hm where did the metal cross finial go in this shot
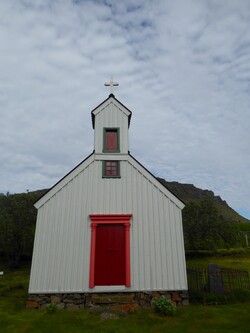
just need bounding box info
[104,77,119,94]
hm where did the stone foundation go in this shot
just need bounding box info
[27,290,189,309]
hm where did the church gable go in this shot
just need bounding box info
[30,157,186,293]
[91,94,132,129]
[35,153,184,211]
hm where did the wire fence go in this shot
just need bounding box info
[187,266,250,297]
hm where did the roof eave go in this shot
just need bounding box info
[128,153,186,209]
[91,94,132,129]
[34,152,94,209]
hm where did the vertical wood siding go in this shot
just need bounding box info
[94,102,129,153]
[29,158,187,293]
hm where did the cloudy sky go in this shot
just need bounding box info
[0,0,250,220]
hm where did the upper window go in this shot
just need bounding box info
[103,161,120,178]
[103,128,120,152]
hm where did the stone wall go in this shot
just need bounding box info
[26,290,189,309]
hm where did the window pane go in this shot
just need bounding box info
[104,161,119,177]
[105,130,118,150]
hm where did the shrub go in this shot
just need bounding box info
[46,303,58,314]
[152,296,177,316]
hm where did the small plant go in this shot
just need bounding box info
[46,303,58,314]
[152,296,177,316]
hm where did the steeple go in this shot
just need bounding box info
[91,92,132,155]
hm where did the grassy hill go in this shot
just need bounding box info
[157,178,249,223]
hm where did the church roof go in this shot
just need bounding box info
[91,94,132,129]
[129,154,186,207]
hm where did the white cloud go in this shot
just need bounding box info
[0,0,250,219]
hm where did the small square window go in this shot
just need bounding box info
[103,161,120,178]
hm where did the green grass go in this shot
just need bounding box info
[1,302,250,333]
[186,254,250,272]
[0,258,250,333]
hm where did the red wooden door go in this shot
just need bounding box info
[105,130,117,150]
[95,224,125,285]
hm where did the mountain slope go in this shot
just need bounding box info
[157,178,249,223]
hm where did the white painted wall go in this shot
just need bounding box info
[29,155,187,293]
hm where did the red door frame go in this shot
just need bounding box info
[89,214,132,288]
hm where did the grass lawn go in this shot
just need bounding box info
[0,258,250,333]
[186,254,250,272]
[1,304,250,333]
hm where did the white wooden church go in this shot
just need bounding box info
[28,82,188,309]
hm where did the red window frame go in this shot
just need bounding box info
[89,214,132,288]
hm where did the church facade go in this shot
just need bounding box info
[27,91,188,309]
